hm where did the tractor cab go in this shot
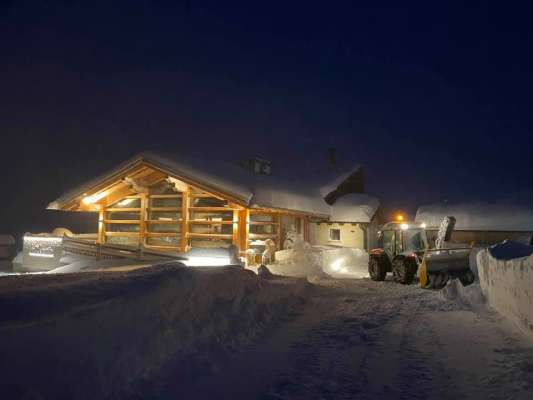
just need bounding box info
[369,221,428,284]
[377,222,428,259]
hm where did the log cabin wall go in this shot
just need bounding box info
[98,178,301,254]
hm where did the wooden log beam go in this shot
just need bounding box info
[139,193,147,247]
[98,207,105,244]
[238,209,249,253]
[181,188,190,252]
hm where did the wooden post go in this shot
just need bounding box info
[237,209,249,254]
[98,207,105,244]
[276,214,282,250]
[303,217,310,242]
[181,189,190,252]
[232,209,239,249]
[139,193,147,248]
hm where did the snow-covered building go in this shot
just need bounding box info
[47,152,380,255]
[415,202,533,245]
[309,194,381,249]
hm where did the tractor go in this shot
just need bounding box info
[368,217,475,289]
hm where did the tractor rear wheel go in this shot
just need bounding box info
[392,258,416,284]
[369,257,386,281]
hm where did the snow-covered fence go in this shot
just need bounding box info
[477,248,533,338]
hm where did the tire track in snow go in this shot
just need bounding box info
[262,280,426,399]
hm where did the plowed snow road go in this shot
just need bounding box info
[173,278,533,400]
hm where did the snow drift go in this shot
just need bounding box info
[0,264,309,399]
[267,241,369,279]
[476,245,533,338]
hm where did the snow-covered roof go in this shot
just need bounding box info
[49,151,376,220]
[415,203,533,232]
[329,194,380,223]
[315,165,361,198]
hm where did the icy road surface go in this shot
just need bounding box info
[176,278,533,400]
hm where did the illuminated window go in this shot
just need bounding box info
[329,228,341,241]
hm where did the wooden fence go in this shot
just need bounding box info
[63,237,187,262]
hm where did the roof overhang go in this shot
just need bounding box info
[47,153,251,212]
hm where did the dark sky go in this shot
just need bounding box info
[1,1,532,236]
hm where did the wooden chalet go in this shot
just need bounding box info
[48,152,370,255]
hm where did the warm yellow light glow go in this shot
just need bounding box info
[117,198,135,207]
[330,258,344,272]
[24,236,63,243]
[82,191,107,205]
[396,214,404,221]
[184,256,232,266]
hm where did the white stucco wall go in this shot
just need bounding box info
[309,222,366,249]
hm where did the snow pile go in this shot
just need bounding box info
[476,246,533,338]
[270,240,328,279]
[0,264,309,399]
[329,194,380,223]
[415,202,533,231]
[268,241,369,279]
[314,246,369,278]
[440,279,485,306]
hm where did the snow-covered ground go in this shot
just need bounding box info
[1,258,532,399]
[0,264,309,399]
[164,278,533,400]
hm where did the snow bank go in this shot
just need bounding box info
[0,264,309,399]
[415,202,533,231]
[476,248,533,338]
[267,241,369,279]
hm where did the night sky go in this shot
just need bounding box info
[1,1,532,238]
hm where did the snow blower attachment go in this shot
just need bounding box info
[369,216,474,289]
[418,216,474,289]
